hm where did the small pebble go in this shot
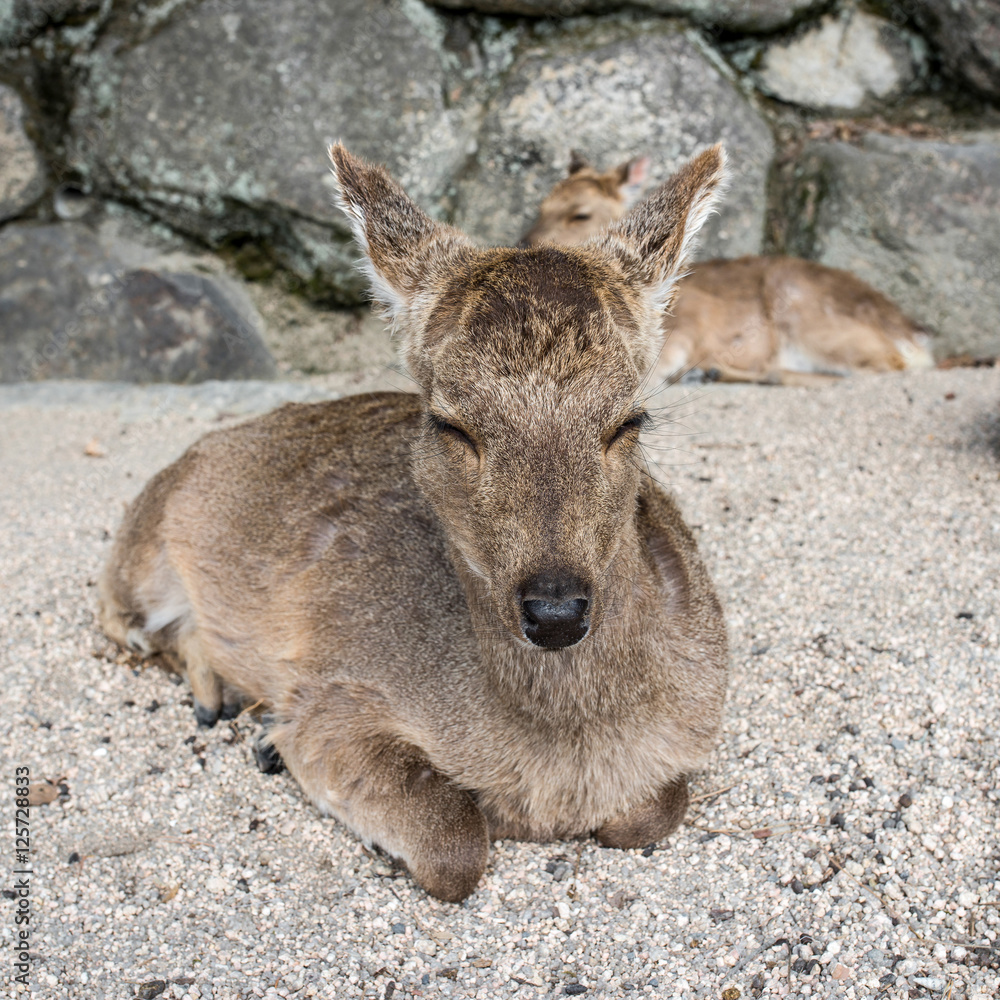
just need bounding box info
[546,860,572,881]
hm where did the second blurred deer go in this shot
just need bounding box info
[521,153,934,385]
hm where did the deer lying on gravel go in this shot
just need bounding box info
[98,144,729,902]
[522,153,934,385]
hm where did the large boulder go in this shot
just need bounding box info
[0,83,45,220]
[451,19,774,259]
[430,1,824,33]
[785,133,1000,360]
[69,0,482,303]
[0,222,276,382]
[903,0,1000,101]
[755,11,924,111]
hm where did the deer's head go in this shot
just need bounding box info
[519,151,650,247]
[329,143,725,650]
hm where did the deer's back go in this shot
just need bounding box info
[664,256,929,377]
[141,394,467,701]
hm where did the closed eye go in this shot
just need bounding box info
[571,211,592,222]
[429,413,478,454]
[608,411,651,447]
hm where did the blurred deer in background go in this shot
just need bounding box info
[99,144,730,903]
[522,152,934,385]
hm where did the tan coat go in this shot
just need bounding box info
[100,144,730,902]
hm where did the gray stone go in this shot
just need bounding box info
[430,1,824,33]
[786,132,1000,359]
[452,19,774,259]
[905,0,1000,101]
[865,948,889,968]
[69,0,482,303]
[0,222,276,382]
[756,11,924,111]
[0,0,99,47]
[246,283,395,376]
[0,83,45,220]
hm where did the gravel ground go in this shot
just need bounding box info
[1,369,998,1000]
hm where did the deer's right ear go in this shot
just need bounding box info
[328,144,471,322]
[596,144,727,314]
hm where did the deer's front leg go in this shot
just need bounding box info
[595,776,689,849]
[276,718,489,903]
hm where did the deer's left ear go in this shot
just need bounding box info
[595,144,726,314]
[567,149,592,175]
[328,144,471,323]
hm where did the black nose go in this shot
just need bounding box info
[519,575,591,649]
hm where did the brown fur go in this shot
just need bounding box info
[99,144,729,902]
[522,155,935,384]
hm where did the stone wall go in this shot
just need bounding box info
[1,0,998,380]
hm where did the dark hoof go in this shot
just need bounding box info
[220,701,243,721]
[254,738,284,774]
[194,702,220,729]
[254,713,284,773]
